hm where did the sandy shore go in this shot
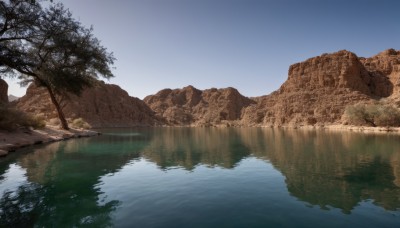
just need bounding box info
[0,127,100,157]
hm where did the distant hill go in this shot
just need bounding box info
[8,95,19,102]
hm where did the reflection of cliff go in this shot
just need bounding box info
[1,132,151,227]
[238,128,400,213]
[142,128,251,170]
[140,127,400,213]
[1,127,399,224]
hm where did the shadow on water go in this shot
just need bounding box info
[0,129,152,227]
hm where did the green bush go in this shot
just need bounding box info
[0,105,46,131]
[70,118,91,129]
[343,102,400,127]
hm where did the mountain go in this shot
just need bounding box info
[14,49,400,128]
[144,85,255,126]
[16,81,160,128]
[240,49,400,126]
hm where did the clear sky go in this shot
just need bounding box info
[6,0,400,99]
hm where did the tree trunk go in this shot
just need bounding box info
[45,85,69,130]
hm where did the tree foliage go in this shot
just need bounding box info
[343,102,400,127]
[0,0,115,129]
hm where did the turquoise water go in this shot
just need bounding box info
[0,128,400,227]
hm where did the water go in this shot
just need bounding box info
[0,128,400,227]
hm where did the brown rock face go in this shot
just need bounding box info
[0,78,8,104]
[13,49,400,128]
[360,49,400,96]
[16,82,159,128]
[241,49,400,126]
[144,85,255,126]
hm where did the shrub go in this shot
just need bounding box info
[70,118,91,129]
[0,105,46,131]
[48,118,61,126]
[343,102,400,127]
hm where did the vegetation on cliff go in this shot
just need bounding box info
[343,102,400,127]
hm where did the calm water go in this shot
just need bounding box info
[1,128,400,227]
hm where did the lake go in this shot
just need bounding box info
[1,127,400,227]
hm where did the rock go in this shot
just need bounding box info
[241,49,400,127]
[143,50,399,127]
[12,49,400,128]
[16,81,161,128]
[8,94,19,102]
[359,49,400,96]
[0,149,7,157]
[0,78,8,104]
[0,143,17,152]
[144,85,255,126]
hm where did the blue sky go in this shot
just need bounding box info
[6,0,400,98]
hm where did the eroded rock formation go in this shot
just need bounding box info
[16,81,159,127]
[241,49,400,126]
[14,49,400,128]
[144,85,255,126]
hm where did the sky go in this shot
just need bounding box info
[6,0,400,99]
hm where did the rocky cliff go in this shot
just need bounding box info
[14,49,400,128]
[144,86,255,126]
[7,95,19,102]
[16,81,159,128]
[0,79,8,104]
[241,49,400,126]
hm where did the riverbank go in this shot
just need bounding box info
[202,122,400,134]
[0,126,100,157]
[258,124,400,134]
[1,124,398,158]
[322,124,400,133]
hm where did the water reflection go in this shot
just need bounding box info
[0,131,151,227]
[142,127,251,169]
[142,128,400,213]
[0,127,399,227]
[238,128,400,213]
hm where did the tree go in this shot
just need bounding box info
[0,0,115,130]
[0,0,42,75]
[343,102,400,127]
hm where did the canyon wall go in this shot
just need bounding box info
[16,81,160,128]
[144,86,255,126]
[241,49,400,126]
[15,49,400,128]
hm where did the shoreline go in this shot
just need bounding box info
[1,123,399,157]
[181,123,400,134]
[0,126,100,157]
[275,124,400,134]
[310,124,400,133]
